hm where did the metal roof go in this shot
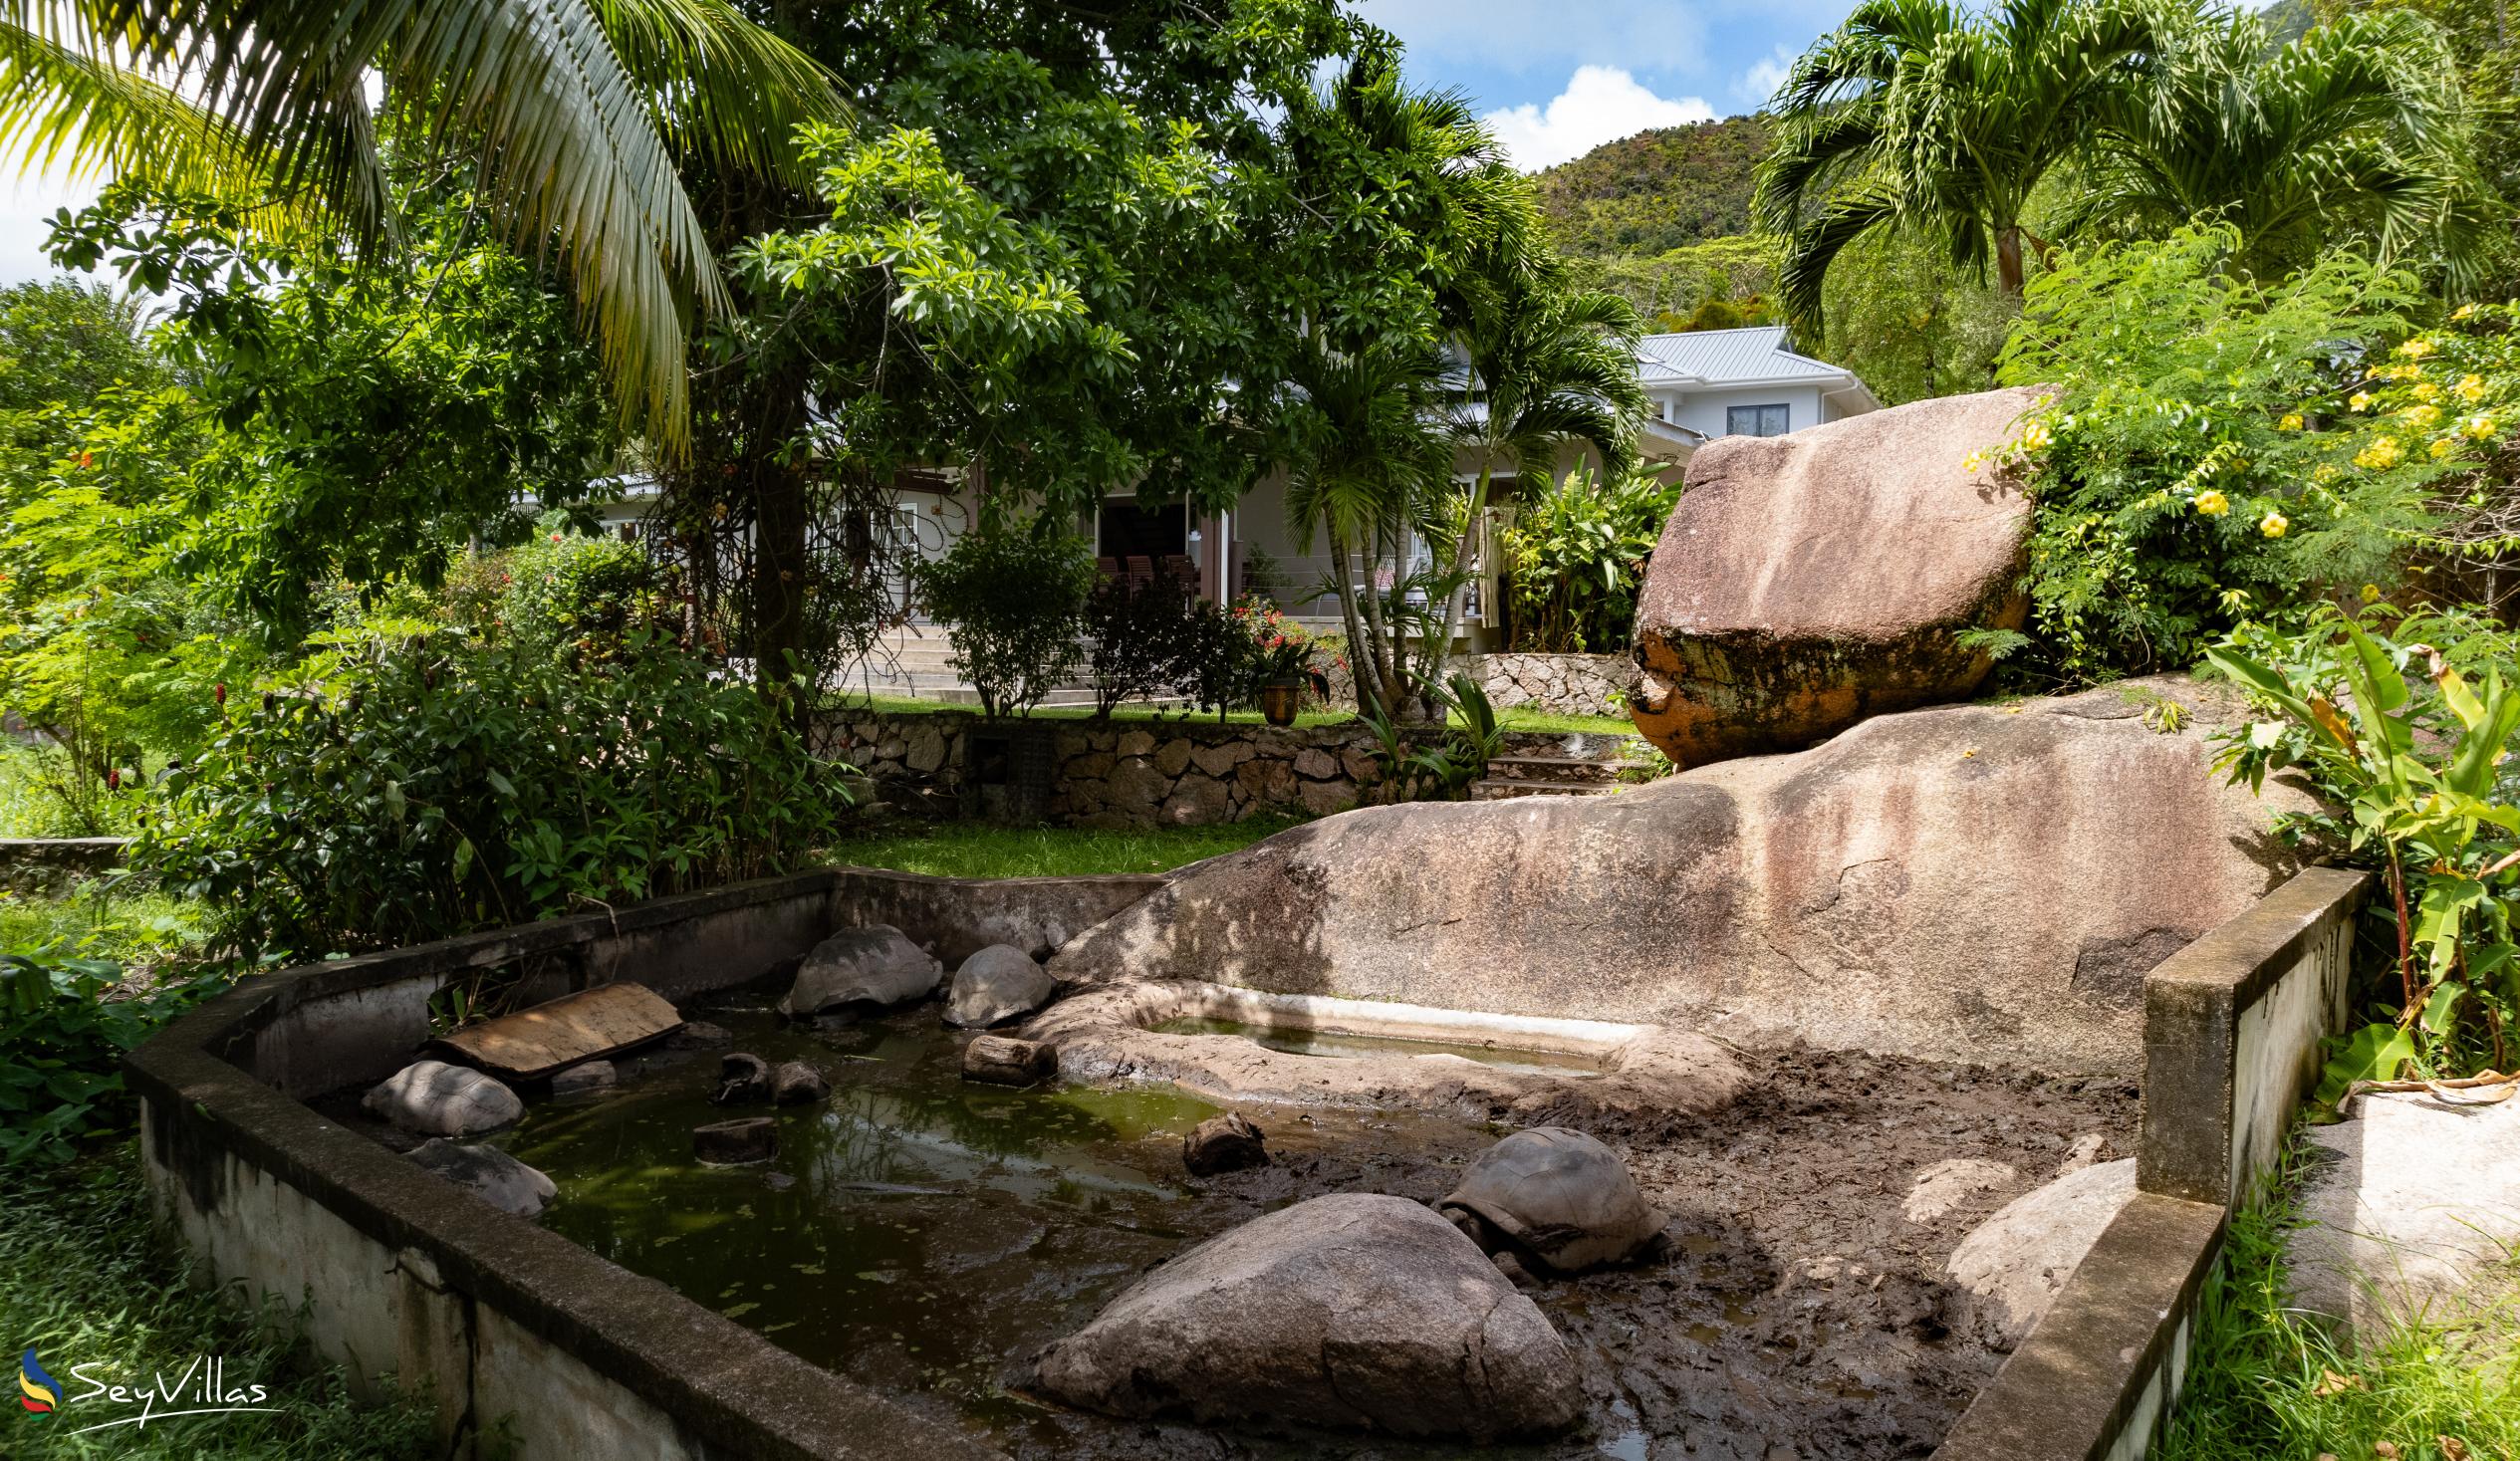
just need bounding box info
[1635,326,1860,388]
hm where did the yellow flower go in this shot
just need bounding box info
[2454,303,2479,321]
[2278,413,2305,431]
[2356,436,2404,469]
[2313,463,2343,483]
[2360,583,2382,604]
[2349,391,2375,412]
[2400,403,2442,427]
[2017,422,2053,452]
[2464,413,2499,440]
[1960,450,1985,473]
[2194,489,2231,517]
[2431,437,2457,459]
[2413,381,2441,402]
[2396,337,2436,360]
[2458,374,2488,403]
[2259,511,2289,539]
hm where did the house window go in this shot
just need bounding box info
[1726,403,1791,437]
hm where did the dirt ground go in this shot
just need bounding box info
[335,1014,2137,1461]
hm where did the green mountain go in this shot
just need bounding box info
[1533,116,1772,258]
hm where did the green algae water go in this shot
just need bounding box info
[1149,1016,1607,1079]
[493,1005,1501,1454]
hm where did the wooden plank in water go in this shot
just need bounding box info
[435,982,684,1079]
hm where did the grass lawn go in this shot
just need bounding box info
[0,1152,437,1460]
[2158,1146,2519,1460]
[828,814,1310,878]
[0,879,210,965]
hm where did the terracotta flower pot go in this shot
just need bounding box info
[1259,678,1303,726]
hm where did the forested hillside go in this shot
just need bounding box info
[1533,116,1770,258]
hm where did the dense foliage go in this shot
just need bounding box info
[1532,117,1771,258]
[0,950,228,1165]
[910,519,1096,719]
[1500,466,1680,652]
[2210,606,2520,1087]
[1991,225,2447,681]
[129,630,843,958]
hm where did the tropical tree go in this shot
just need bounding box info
[2068,9,2489,286]
[1279,340,1455,720]
[1435,259,1646,654]
[0,0,842,448]
[1755,0,2166,329]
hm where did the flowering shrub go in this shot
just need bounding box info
[1991,224,2460,683]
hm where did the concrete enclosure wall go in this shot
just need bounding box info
[126,868,1163,1461]
[1934,865,2371,1461]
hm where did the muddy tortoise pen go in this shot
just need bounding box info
[127,852,2364,1461]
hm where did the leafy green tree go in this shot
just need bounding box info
[1993,223,2445,682]
[1757,0,2165,324]
[1498,465,1678,652]
[909,515,1095,719]
[1533,117,1773,257]
[0,280,162,414]
[0,0,841,447]
[44,179,618,639]
[2071,10,2489,285]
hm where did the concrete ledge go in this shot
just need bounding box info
[2141,865,2370,1206]
[1933,1193,2226,1461]
[1936,865,2370,1461]
[126,866,1166,1461]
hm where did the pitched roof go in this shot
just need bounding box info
[1635,326,1860,389]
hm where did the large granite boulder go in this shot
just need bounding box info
[1051,677,2313,1075]
[778,925,943,1019]
[2287,1092,2520,1342]
[1032,1192,1579,1440]
[1630,385,2043,766]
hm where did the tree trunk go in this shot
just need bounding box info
[1327,537,1379,718]
[1995,225,2026,300]
[1435,459,1494,682]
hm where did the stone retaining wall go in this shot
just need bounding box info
[1447,652,1638,719]
[818,711,1388,828]
[0,836,127,891]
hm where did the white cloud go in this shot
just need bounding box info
[1484,66,1716,171]
[0,168,102,286]
[1736,44,1797,107]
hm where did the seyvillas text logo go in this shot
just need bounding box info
[19,1349,60,1415]
[15,1352,282,1436]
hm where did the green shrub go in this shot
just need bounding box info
[487,518,665,656]
[1995,225,2450,683]
[129,628,845,958]
[1500,465,1679,653]
[0,950,230,1166]
[911,517,1094,718]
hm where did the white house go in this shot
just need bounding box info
[590,325,1878,673]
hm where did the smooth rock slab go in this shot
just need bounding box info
[945,944,1057,1029]
[363,1060,522,1138]
[694,1116,779,1165]
[1902,1158,2020,1224]
[407,1138,557,1218]
[779,925,943,1019]
[2288,1092,2520,1342]
[1945,1158,2137,1348]
[1033,1192,1580,1440]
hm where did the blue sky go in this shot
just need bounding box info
[0,2,1866,284]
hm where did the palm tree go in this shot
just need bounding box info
[0,0,841,451]
[1433,262,1646,656]
[1281,340,1455,722]
[2069,10,2488,285]
[1754,0,2166,331]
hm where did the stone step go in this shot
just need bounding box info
[1467,778,1626,801]
[1482,754,1651,785]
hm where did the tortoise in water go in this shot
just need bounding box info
[1436,1126,1664,1274]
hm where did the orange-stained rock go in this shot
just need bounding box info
[1630,385,2045,765]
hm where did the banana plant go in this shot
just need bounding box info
[2207,606,2520,1086]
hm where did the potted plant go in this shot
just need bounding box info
[1252,635,1312,725]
